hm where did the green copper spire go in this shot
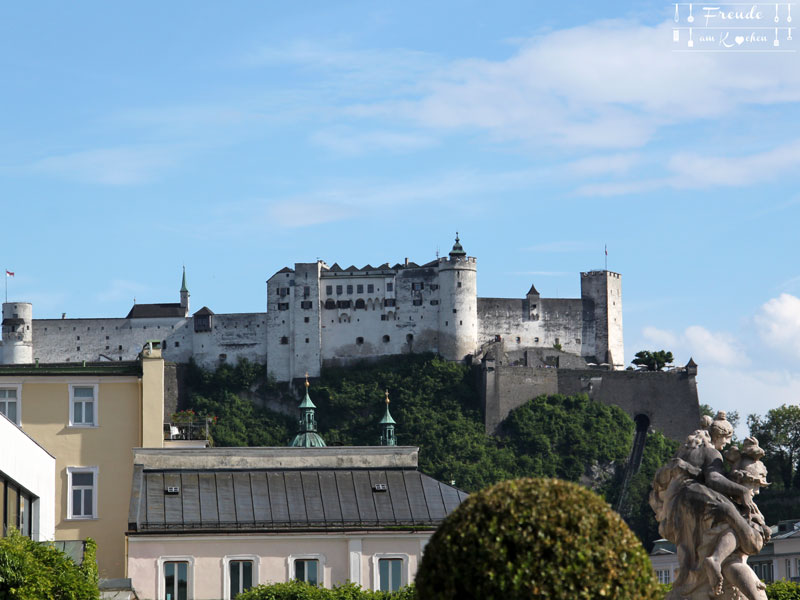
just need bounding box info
[290,374,326,448]
[380,390,396,446]
[449,232,466,258]
[180,266,189,293]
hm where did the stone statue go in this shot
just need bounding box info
[650,412,771,600]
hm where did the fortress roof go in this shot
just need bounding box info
[126,303,186,319]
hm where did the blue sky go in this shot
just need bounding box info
[2,1,799,432]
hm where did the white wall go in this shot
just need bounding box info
[128,532,430,600]
[0,412,56,540]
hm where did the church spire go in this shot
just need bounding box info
[180,266,190,316]
[379,389,396,446]
[290,374,326,447]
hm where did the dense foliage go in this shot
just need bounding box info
[748,404,800,490]
[0,530,98,600]
[237,580,415,600]
[181,355,676,546]
[631,350,674,371]
[416,478,661,599]
[765,581,800,599]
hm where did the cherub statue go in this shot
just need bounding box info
[650,413,770,600]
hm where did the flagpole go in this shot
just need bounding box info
[5,268,7,303]
[604,245,608,271]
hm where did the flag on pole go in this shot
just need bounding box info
[604,245,607,257]
[5,270,13,277]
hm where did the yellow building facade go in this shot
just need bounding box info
[0,342,166,578]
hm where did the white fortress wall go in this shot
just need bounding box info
[29,313,265,368]
[32,317,192,363]
[188,313,268,368]
[477,297,590,356]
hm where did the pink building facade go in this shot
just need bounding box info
[126,447,467,600]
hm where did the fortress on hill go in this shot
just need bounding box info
[0,235,700,439]
[0,235,623,379]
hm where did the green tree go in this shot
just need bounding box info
[501,394,633,482]
[748,404,800,490]
[632,350,674,371]
[0,530,98,600]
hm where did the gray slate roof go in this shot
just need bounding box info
[128,467,468,533]
[126,303,186,318]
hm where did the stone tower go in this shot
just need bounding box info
[437,234,478,361]
[180,267,190,316]
[580,271,624,368]
[2,302,33,364]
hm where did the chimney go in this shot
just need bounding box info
[404,257,409,267]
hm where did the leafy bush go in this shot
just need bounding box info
[236,579,415,599]
[0,529,98,600]
[767,580,800,599]
[415,478,660,600]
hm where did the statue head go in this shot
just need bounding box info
[708,411,733,450]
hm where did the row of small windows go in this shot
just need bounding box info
[160,556,404,599]
[326,283,380,295]
[280,334,413,346]
[278,297,446,311]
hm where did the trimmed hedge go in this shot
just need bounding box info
[766,581,800,599]
[0,529,98,600]
[416,478,660,600]
[236,580,416,600]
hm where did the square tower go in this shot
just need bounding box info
[580,271,623,368]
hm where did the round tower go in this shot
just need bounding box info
[437,234,478,361]
[2,302,33,364]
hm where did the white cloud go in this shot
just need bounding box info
[575,138,800,196]
[28,145,187,185]
[755,293,800,360]
[352,20,800,149]
[697,366,800,438]
[642,326,678,348]
[683,325,747,367]
[639,324,747,367]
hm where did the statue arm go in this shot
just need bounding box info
[704,458,755,510]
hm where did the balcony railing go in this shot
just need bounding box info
[164,419,212,442]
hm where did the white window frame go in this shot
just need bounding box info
[371,553,409,592]
[0,383,22,425]
[287,553,326,587]
[222,555,260,600]
[69,383,98,427]
[66,466,98,520]
[157,556,194,600]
